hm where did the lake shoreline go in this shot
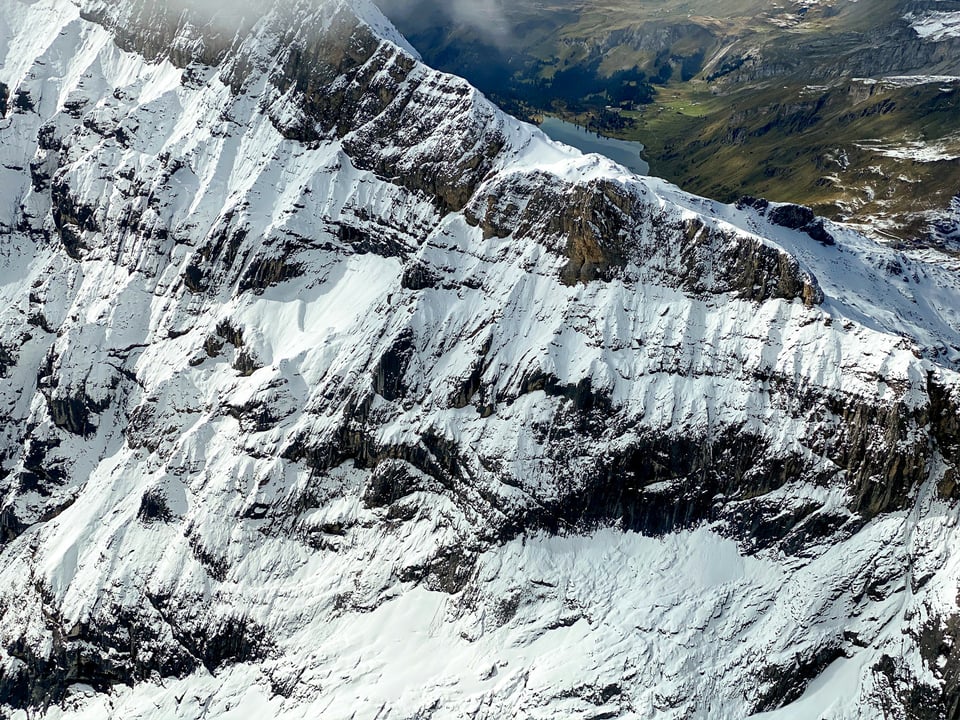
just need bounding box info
[539,115,650,176]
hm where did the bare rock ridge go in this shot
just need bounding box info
[0,0,960,717]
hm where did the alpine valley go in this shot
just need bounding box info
[1,1,960,719]
[379,0,960,244]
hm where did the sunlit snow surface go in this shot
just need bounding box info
[906,11,960,42]
[1,0,960,719]
[14,515,942,720]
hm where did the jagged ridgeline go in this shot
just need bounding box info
[0,0,959,718]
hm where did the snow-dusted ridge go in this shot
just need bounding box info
[1,0,960,718]
[906,10,960,43]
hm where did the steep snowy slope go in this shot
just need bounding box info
[1,0,960,718]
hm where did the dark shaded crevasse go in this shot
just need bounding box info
[182,264,206,294]
[929,373,960,500]
[0,344,15,378]
[372,330,414,402]
[400,260,441,291]
[337,222,408,258]
[238,254,304,293]
[137,489,173,523]
[30,156,54,193]
[45,396,106,438]
[0,507,27,545]
[13,88,34,113]
[50,177,100,260]
[361,460,423,508]
[752,645,847,714]
[16,436,67,496]
[528,428,806,539]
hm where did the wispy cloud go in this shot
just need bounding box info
[141,0,515,48]
[449,0,512,44]
[136,0,264,32]
[378,0,514,46]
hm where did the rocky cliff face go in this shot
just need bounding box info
[695,0,960,86]
[1,1,960,718]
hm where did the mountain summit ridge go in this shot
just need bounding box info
[1,0,960,717]
[76,0,421,64]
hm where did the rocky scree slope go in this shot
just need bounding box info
[1,0,960,718]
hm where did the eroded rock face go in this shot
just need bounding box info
[79,0,260,68]
[467,176,823,300]
[706,10,960,88]
[0,0,960,718]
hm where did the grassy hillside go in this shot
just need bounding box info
[618,78,960,241]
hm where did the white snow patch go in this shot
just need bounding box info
[905,11,960,42]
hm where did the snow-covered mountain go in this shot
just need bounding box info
[1,0,960,717]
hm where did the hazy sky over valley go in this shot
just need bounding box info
[377,0,514,45]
